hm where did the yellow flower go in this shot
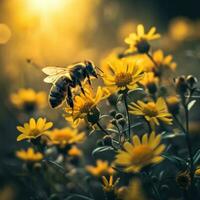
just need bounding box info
[166,96,180,115]
[169,17,194,41]
[16,148,43,162]
[129,97,172,128]
[115,132,165,172]
[140,72,158,94]
[16,118,53,141]
[65,86,109,126]
[145,50,177,75]
[86,160,115,176]
[47,128,85,147]
[68,145,82,157]
[103,60,144,92]
[124,179,146,200]
[125,24,160,53]
[10,88,47,111]
[102,175,120,192]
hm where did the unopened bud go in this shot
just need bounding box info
[186,75,198,88]
[174,76,188,95]
[103,135,113,146]
[117,118,126,127]
[87,107,100,125]
[136,40,150,53]
[109,110,116,117]
[115,113,124,119]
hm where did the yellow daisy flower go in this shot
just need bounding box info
[10,88,47,111]
[145,50,177,75]
[16,148,43,162]
[68,145,82,157]
[16,118,53,141]
[115,132,165,172]
[46,127,85,147]
[86,160,115,176]
[166,96,180,115]
[102,175,120,192]
[125,24,160,53]
[103,60,144,92]
[140,72,159,94]
[129,97,172,128]
[65,86,110,126]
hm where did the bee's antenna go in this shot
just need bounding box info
[96,66,104,73]
[27,58,42,71]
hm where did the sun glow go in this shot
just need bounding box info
[28,0,67,13]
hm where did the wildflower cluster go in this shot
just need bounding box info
[12,24,200,200]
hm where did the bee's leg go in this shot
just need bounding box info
[86,74,91,85]
[66,86,74,109]
[77,80,85,95]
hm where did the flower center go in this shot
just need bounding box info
[115,72,132,87]
[136,39,150,53]
[30,129,41,136]
[53,132,73,142]
[143,102,158,117]
[131,144,153,165]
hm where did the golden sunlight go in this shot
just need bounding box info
[27,0,68,13]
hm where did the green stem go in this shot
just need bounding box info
[96,121,109,135]
[123,92,131,140]
[183,105,194,195]
[146,52,158,67]
[144,117,152,134]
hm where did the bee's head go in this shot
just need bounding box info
[85,60,98,78]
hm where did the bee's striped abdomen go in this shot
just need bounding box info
[49,76,70,108]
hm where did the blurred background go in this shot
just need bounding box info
[1,0,200,199]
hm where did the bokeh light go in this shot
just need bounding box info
[0,23,11,44]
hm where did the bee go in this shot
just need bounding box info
[42,60,100,109]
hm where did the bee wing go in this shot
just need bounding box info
[44,74,63,83]
[42,66,68,75]
[43,68,71,84]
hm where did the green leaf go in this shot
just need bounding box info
[127,88,146,102]
[92,146,116,161]
[122,122,143,133]
[99,115,111,120]
[187,100,196,111]
[161,132,185,139]
[117,93,123,102]
[107,128,118,134]
[65,194,94,200]
[193,149,200,164]
[163,154,187,168]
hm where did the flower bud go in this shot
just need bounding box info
[147,83,157,94]
[103,135,113,146]
[111,119,117,126]
[176,171,191,190]
[174,76,188,95]
[117,118,126,127]
[97,139,104,147]
[87,107,100,125]
[166,96,180,115]
[136,39,150,53]
[109,110,116,117]
[115,113,124,119]
[186,75,198,88]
